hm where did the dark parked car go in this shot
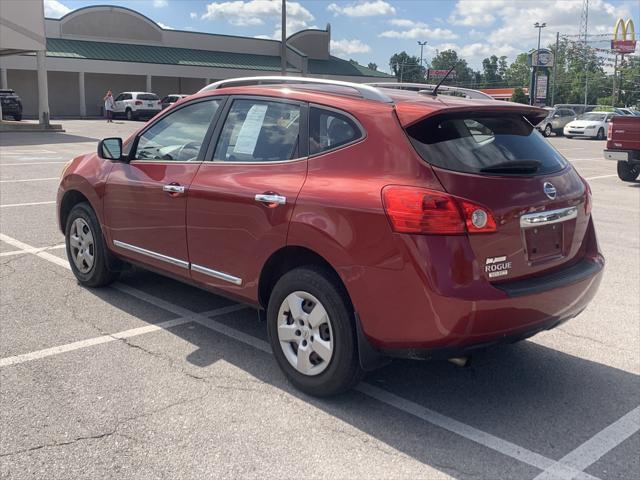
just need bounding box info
[0,89,23,121]
[57,77,604,396]
[161,94,188,109]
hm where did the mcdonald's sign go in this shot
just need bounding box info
[611,18,636,54]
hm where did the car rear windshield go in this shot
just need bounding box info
[0,90,15,96]
[138,94,159,101]
[406,113,568,175]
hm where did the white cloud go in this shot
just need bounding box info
[202,0,313,29]
[157,22,174,29]
[327,1,395,17]
[153,0,169,7]
[380,19,458,40]
[43,0,71,18]
[330,39,371,57]
[189,12,198,19]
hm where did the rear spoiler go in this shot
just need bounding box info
[395,103,549,128]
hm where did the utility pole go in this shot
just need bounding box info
[579,0,589,106]
[551,31,559,106]
[417,41,427,82]
[612,53,618,105]
[280,0,286,76]
[532,22,546,105]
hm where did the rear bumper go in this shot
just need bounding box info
[1,103,21,114]
[343,218,604,353]
[132,109,161,117]
[604,149,640,164]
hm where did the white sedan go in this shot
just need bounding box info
[563,112,617,140]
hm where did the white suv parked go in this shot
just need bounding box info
[113,92,161,120]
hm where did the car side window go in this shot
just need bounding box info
[114,94,124,102]
[133,100,221,162]
[213,99,301,162]
[309,107,362,155]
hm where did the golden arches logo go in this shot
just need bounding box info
[613,18,635,41]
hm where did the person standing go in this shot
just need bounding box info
[103,90,115,123]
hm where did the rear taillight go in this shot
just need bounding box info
[607,122,612,141]
[135,100,142,105]
[382,186,497,235]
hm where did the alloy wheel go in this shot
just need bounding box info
[69,218,95,273]
[277,291,334,376]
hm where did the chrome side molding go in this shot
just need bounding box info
[520,206,578,228]
[112,240,243,285]
[191,263,243,286]
[112,240,189,269]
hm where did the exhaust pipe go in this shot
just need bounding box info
[448,356,471,368]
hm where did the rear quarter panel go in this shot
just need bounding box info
[607,116,640,151]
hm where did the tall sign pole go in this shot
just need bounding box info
[551,31,559,106]
[281,0,287,76]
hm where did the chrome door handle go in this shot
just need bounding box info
[163,184,186,194]
[254,193,286,205]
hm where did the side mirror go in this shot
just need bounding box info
[97,137,123,161]
[553,114,560,118]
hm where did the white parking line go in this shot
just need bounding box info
[584,175,618,181]
[0,232,619,480]
[0,177,58,183]
[0,304,247,368]
[0,201,56,208]
[533,406,640,480]
[1,162,67,166]
[0,243,64,257]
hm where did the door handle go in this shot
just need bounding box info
[254,193,286,206]
[163,184,186,194]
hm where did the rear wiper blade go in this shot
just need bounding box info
[480,160,541,174]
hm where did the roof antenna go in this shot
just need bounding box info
[431,64,457,96]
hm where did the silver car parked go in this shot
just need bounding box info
[537,107,577,137]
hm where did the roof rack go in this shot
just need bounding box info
[366,82,494,100]
[199,76,394,103]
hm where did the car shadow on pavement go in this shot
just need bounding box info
[86,268,640,480]
[0,133,99,147]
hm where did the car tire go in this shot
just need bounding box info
[543,124,552,137]
[596,128,605,140]
[617,162,640,182]
[65,202,120,287]
[267,266,364,397]
[125,108,134,121]
[13,113,22,121]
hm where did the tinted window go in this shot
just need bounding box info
[138,93,159,101]
[114,94,124,101]
[310,107,362,155]
[406,113,568,175]
[134,100,220,161]
[214,99,300,162]
[123,94,133,100]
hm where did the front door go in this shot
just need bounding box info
[187,97,307,300]
[104,98,223,277]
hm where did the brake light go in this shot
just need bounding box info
[607,122,612,141]
[382,186,496,235]
[135,100,142,106]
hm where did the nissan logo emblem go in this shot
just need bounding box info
[543,182,557,200]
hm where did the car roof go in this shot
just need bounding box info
[119,91,156,95]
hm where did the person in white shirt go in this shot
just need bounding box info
[103,90,115,123]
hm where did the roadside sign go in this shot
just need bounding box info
[427,69,457,79]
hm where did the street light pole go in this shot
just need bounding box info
[532,21,546,105]
[280,0,287,76]
[417,41,427,82]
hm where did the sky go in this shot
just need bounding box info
[43,0,639,72]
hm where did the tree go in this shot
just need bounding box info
[367,62,378,71]
[429,49,475,84]
[481,55,500,87]
[505,53,530,87]
[389,51,425,82]
[510,87,529,104]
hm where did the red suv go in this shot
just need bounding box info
[57,77,604,396]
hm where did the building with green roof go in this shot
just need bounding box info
[0,5,394,118]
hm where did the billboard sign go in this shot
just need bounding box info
[535,74,548,101]
[531,49,554,67]
[611,18,636,54]
[427,69,457,79]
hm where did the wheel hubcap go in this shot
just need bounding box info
[69,218,95,273]
[277,291,333,376]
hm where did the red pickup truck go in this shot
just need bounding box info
[604,115,640,181]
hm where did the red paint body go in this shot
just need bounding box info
[57,85,604,355]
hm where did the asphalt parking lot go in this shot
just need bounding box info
[1,120,638,480]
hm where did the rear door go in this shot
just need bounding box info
[403,109,590,282]
[104,98,224,277]
[186,96,307,300]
